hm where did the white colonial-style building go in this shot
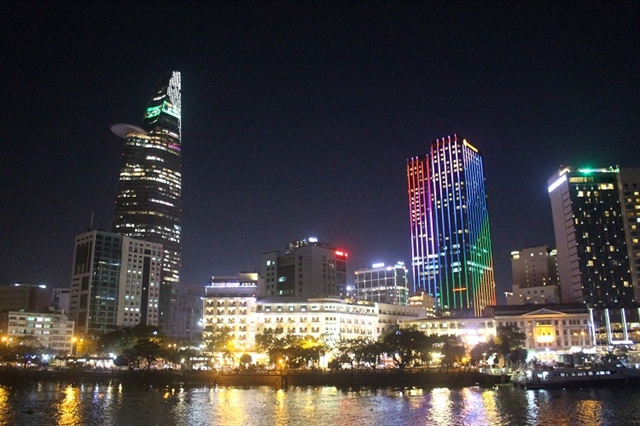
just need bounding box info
[400,305,595,364]
[202,275,429,355]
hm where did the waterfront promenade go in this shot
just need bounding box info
[0,368,505,389]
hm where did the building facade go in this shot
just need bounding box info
[166,283,206,342]
[111,71,182,328]
[354,262,409,306]
[400,316,497,348]
[203,274,259,354]
[407,134,496,316]
[506,246,561,305]
[51,288,70,314]
[0,283,51,313]
[3,311,74,355]
[259,239,348,299]
[202,293,428,356]
[402,304,594,364]
[69,230,162,334]
[548,167,640,306]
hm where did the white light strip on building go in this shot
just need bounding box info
[548,174,567,193]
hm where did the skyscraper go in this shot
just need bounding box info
[111,71,182,328]
[69,230,162,334]
[548,166,640,307]
[407,134,496,316]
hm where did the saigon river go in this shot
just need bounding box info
[1,382,639,426]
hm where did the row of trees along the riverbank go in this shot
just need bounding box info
[0,324,528,372]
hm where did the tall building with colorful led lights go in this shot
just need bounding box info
[111,71,182,329]
[407,134,496,316]
[548,167,640,307]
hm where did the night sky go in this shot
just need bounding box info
[1,1,638,302]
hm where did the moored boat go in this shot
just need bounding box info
[511,363,640,390]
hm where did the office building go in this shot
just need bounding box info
[407,134,496,316]
[259,239,348,299]
[69,230,162,334]
[111,71,182,328]
[0,283,51,313]
[506,246,561,305]
[166,283,206,342]
[51,288,71,314]
[548,167,639,306]
[354,262,409,305]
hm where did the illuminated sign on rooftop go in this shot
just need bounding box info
[209,282,257,288]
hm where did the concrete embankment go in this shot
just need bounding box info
[0,369,506,389]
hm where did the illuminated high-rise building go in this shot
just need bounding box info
[69,230,162,334]
[407,134,496,316]
[547,167,640,307]
[111,71,182,329]
[259,238,348,299]
[354,262,409,306]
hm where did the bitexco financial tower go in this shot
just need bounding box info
[111,71,182,328]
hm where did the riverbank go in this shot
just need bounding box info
[0,368,506,389]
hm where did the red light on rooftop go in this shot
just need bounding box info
[335,251,348,257]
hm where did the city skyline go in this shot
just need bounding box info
[1,2,638,302]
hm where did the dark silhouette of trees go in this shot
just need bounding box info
[495,325,527,367]
[440,335,466,368]
[382,327,431,370]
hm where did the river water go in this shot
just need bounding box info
[0,383,639,426]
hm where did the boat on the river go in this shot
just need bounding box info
[511,363,640,390]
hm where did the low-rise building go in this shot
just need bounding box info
[2,311,74,355]
[401,304,595,364]
[493,306,592,363]
[400,316,497,347]
[202,275,429,354]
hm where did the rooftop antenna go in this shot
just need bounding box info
[89,210,94,230]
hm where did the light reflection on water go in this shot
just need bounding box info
[0,384,638,426]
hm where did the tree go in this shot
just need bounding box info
[382,327,430,370]
[495,325,526,367]
[469,340,496,366]
[255,330,326,369]
[204,326,233,354]
[2,337,44,369]
[113,354,129,368]
[239,353,252,368]
[255,328,278,353]
[99,325,165,356]
[359,341,385,369]
[510,347,528,366]
[126,338,165,370]
[440,336,466,369]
